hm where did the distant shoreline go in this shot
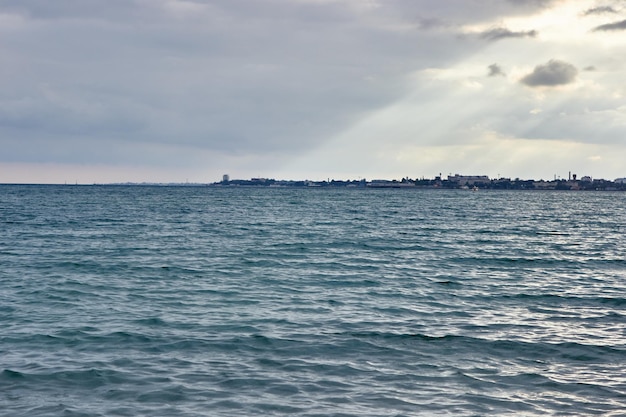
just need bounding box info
[2,176,626,191]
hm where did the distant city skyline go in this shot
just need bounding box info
[1,1,625,184]
[8,172,624,188]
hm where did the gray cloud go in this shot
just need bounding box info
[1,0,623,183]
[488,63,506,77]
[416,17,449,30]
[520,60,578,87]
[583,6,618,16]
[593,19,626,31]
[479,27,538,40]
[0,0,482,166]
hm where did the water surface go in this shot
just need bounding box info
[1,185,625,416]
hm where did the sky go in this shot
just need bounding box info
[1,0,625,184]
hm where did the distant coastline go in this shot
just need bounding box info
[3,174,626,190]
[207,174,626,191]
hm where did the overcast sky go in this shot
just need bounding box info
[1,0,625,183]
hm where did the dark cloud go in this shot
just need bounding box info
[520,60,578,87]
[479,27,537,41]
[583,6,618,16]
[0,0,481,165]
[583,66,597,71]
[593,19,626,31]
[416,17,449,30]
[0,0,612,176]
[488,63,505,77]
[0,0,143,21]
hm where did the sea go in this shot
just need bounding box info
[1,184,625,416]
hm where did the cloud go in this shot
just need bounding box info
[593,19,626,31]
[487,63,505,77]
[520,59,578,87]
[1,0,625,183]
[416,17,449,30]
[7,0,538,167]
[479,27,537,41]
[583,6,618,16]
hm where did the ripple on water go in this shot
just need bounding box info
[0,186,625,416]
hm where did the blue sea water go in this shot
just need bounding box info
[1,184,625,416]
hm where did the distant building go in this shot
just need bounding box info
[533,180,555,190]
[222,174,230,183]
[565,180,579,190]
[447,174,490,186]
[367,179,414,188]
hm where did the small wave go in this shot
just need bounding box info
[434,280,462,286]
[505,293,626,308]
[0,367,128,390]
[133,317,167,327]
[332,332,626,362]
[536,231,571,236]
[0,369,25,379]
